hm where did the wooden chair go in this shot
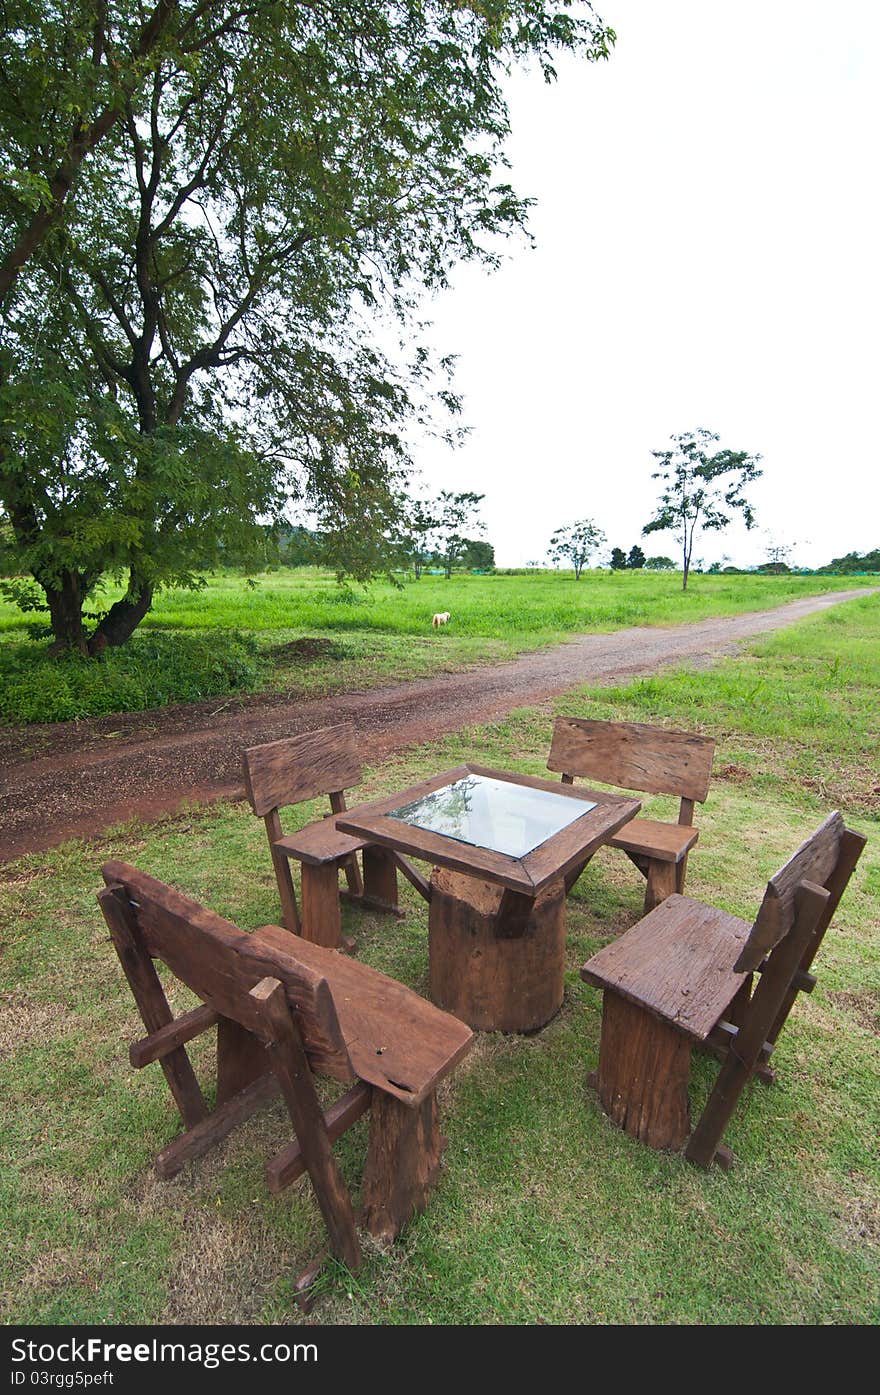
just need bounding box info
[98,861,473,1304]
[242,723,402,950]
[547,716,716,911]
[580,812,866,1168]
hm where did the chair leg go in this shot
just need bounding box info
[361,1089,446,1244]
[251,978,361,1273]
[300,862,343,947]
[593,990,691,1151]
[675,851,690,894]
[265,812,300,934]
[342,851,364,899]
[98,886,207,1130]
[644,859,677,913]
[361,844,400,911]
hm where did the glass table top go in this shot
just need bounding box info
[388,773,597,860]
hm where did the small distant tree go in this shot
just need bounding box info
[609,547,627,570]
[627,544,646,569]
[645,555,676,571]
[433,491,485,579]
[642,429,763,591]
[546,518,606,580]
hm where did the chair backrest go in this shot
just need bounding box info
[242,723,362,818]
[100,861,355,1081]
[547,716,715,815]
[734,811,853,972]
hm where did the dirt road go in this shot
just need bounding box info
[0,589,867,860]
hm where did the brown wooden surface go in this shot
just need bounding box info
[687,882,831,1167]
[596,991,692,1150]
[362,844,399,907]
[581,894,751,1042]
[242,723,362,817]
[300,862,343,948]
[252,976,362,1272]
[98,884,208,1129]
[429,867,566,1033]
[264,808,300,933]
[216,1016,270,1105]
[274,817,367,866]
[338,763,639,895]
[247,923,474,1107]
[361,1090,445,1244]
[644,857,678,912]
[764,826,867,1048]
[547,716,715,802]
[129,1003,218,1069]
[609,817,699,863]
[103,863,355,1080]
[734,811,845,971]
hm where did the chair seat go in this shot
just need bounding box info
[581,894,751,1043]
[608,816,699,863]
[249,924,473,1106]
[274,816,368,866]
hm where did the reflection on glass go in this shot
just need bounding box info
[389,774,597,859]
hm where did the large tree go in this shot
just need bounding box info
[642,429,762,591]
[431,491,486,579]
[0,2,616,651]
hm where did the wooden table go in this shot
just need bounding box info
[338,764,640,1033]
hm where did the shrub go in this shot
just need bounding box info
[0,630,263,724]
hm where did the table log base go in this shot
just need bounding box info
[429,867,566,1033]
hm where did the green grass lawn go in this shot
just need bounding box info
[1,567,878,724]
[1,595,877,1324]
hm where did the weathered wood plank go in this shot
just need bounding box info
[129,1003,219,1068]
[547,716,715,802]
[581,895,750,1042]
[596,991,692,1151]
[242,724,361,817]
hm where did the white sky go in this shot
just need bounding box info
[414,0,880,569]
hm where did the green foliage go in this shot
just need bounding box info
[820,548,880,574]
[430,491,486,578]
[461,538,495,572]
[645,555,676,571]
[626,544,646,569]
[546,517,606,580]
[1,0,616,650]
[0,630,262,723]
[609,546,627,570]
[643,429,763,589]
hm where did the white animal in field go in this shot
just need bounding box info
[432,611,451,629]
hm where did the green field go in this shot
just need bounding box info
[1,592,877,1324]
[1,567,878,724]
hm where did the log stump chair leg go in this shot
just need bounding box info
[643,858,678,914]
[300,863,344,948]
[362,844,400,911]
[251,978,362,1274]
[361,1090,446,1245]
[594,991,691,1152]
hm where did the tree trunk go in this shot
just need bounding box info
[88,574,153,653]
[45,572,90,654]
